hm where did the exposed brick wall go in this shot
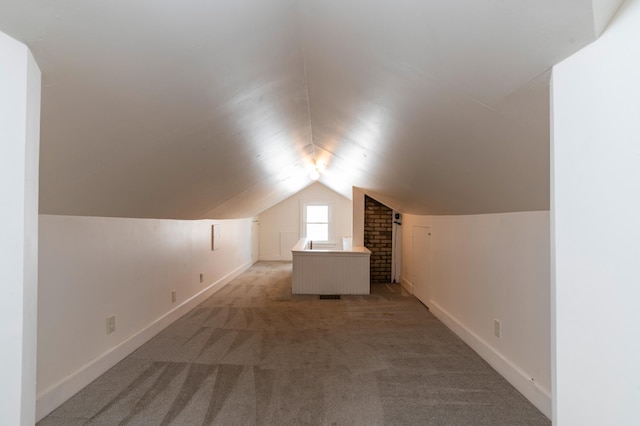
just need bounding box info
[364,195,392,284]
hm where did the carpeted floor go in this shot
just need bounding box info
[38,262,550,425]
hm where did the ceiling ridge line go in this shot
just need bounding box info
[296,0,317,164]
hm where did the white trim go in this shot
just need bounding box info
[35,260,253,422]
[428,300,552,419]
[401,276,414,294]
[300,201,332,242]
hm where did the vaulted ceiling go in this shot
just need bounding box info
[0,0,622,219]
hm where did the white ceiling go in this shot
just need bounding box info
[0,0,620,218]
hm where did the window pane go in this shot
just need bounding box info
[307,224,328,241]
[306,205,328,223]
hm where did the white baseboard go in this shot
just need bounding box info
[428,301,551,419]
[259,255,292,261]
[401,277,413,294]
[35,260,253,422]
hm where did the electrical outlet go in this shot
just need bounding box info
[494,319,501,338]
[171,290,177,303]
[199,273,203,283]
[106,316,116,334]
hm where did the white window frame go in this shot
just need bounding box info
[301,202,332,243]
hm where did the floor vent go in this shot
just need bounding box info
[319,295,341,300]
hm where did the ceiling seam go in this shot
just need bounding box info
[297,0,317,164]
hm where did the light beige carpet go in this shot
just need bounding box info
[39,261,550,425]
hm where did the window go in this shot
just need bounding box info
[304,204,329,241]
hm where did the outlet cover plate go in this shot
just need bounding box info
[107,316,116,334]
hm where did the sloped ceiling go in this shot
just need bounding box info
[0,0,613,218]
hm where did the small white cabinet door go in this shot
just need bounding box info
[412,226,431,307]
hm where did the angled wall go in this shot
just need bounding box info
[37,215,253,420]
[0,31,41,426]
[552,0,640,423]
[401,211,551,417]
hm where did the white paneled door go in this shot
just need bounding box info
[412,226,431,307]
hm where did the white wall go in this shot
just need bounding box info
[258,183,352,261]
[0,31,41,426]
[552,1,640,424]
[37,215,253,420]
[401,211,551,417]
